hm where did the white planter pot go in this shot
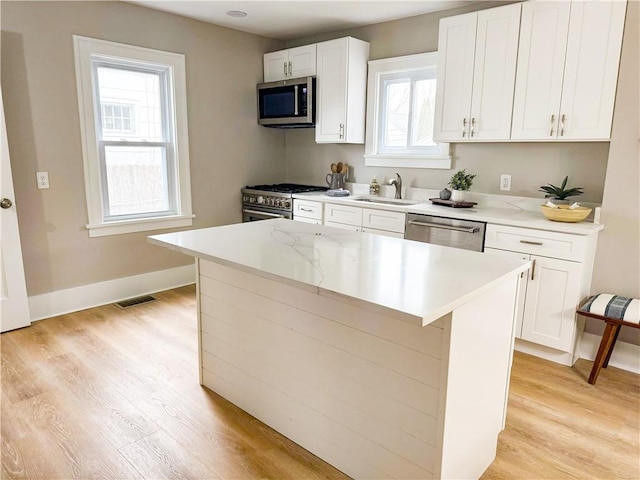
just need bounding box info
[450,189,465,202]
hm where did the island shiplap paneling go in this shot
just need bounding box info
[198,260,444,479]
[199,300,438,443]
[200,276,441,386]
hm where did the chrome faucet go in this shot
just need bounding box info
[389,173,402,199]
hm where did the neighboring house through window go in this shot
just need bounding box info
[365,52,451,169]
[73,35,193,237]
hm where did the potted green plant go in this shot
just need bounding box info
[448,169,476,202]
[539,176,584,203]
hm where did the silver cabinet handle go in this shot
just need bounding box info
[549,114,556,136]
[339,123,344,139]
[0,198,13,209]
[470,117,476,137]
[462,118,468,137]
[520,240,543,246]
[288,61,292,76]
[408,220,479,234]
[284,62,287,76]
[560,114,565,136]
[531,258,536,281]
[300,208,313,212]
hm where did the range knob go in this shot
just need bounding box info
[249,196,256,203]
[257,196,264,204]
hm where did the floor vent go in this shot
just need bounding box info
[114,295,157,309]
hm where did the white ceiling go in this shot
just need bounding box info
[127,1,476,40]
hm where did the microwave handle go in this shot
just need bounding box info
[294,85,299,115]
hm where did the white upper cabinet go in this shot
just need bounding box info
[512,0,626,140]
[434,3,521,142]
[315,37,369,144]
[263,44,317,82]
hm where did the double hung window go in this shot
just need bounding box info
[74,36,192,237]
[365,52,450,169]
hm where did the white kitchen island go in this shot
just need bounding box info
[149,219,530,480]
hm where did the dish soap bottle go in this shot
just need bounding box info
[369,176,380,196]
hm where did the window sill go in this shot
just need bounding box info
[364,154,452,169]
[86,214,194,238]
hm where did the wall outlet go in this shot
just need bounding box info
[500,174,511,191]
[36,171,50,189]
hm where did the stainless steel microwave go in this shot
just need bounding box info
[257,76,315,128]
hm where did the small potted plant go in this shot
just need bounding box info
[539,176,584,204]
[448,169,476,202]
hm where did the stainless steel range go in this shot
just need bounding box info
[242,184,327,222]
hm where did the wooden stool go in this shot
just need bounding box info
[577,294,640,384]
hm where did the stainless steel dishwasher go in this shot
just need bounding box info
[405,213,487,252]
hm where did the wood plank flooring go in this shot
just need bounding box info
[1,285,638,479]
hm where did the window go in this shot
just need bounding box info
[73,36,192,237]
[365,52,450,169]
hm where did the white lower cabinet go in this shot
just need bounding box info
[485,248,582,352]
[293,199,323,224]
[485,223,598,364]
[324,203,406,237]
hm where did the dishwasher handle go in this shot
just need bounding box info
[407,219,480,234]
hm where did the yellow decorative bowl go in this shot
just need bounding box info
[540,204,592,223]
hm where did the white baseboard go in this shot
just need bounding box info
[28,263,196,322]
[579,332,640,374]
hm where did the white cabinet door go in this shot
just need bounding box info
[521,256,582,352]
[511,1,571,140]
[484,248,529,339]
[433,12,477,142]
[289,44,317,78]
[469,3,521,140]
[263,50,290,82]
[315,37,369,144]
[558,0,626,140]
[324,203,362,226]
[434,3,521,142]
[263,45,317,82]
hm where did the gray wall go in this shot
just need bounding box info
[1,1,285,296]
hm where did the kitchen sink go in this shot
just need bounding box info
[352,197,420,206]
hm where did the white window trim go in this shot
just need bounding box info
[73,35,193,237]
[364,52,451,169]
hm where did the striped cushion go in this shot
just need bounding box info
[579,294,640,324]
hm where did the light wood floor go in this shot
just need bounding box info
[1,285,638,479]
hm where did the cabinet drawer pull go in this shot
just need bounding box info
[339,123,345,139]
[560,113,566,136]
[470,117,476,137]
[300,207,313,212]
[284,62,288,76]
[520,240,543,246]
[288,61,292,76]
[549,114,555,136]
[462,118,468,137]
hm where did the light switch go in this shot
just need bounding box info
[36,171,50,189]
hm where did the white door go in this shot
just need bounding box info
[469,3,521,140]
[433,11,477,142]
[263,50,289,82]
[558,0,626,140]
[521,255,582,352]
[289,44,317,78]
[315,38,348,143]
[1,87,31,332]
[511,1,571,140]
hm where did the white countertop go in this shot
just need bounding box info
[293,190,604,236]
[149,219,530,326]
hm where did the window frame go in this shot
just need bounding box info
[364,52,451,169]
[73,35,193,237]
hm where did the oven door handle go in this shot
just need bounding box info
[243,208,286,219]
[408,220,479,234]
